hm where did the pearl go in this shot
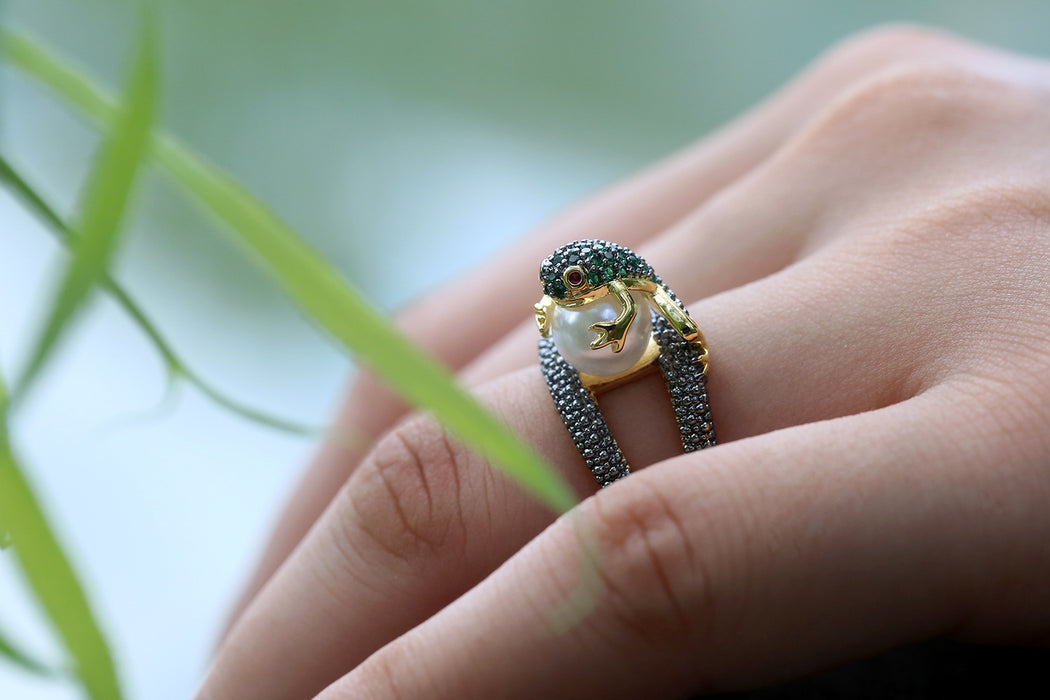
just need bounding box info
[552,293,652,377]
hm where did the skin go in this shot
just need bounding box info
[199,25,1050,700]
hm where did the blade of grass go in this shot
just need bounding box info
[189,373,325,437]
[11,17,156,405]
[2,29,577,513]
[158,133,576,512]
[0,153,177,369]
[0,371,122,699]
[0,620,62,678]
[0,153,321,437]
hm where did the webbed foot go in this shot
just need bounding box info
[589,318,629,352]
[588,279,636,353]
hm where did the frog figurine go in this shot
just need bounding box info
[534,239,707,385]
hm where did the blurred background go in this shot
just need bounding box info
[2,1,1050,698]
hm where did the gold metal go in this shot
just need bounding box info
[537,277,710,381]
[534,296,554,338]
[651,285,698,342]
[578,334,661,391]
[588,279,635,353]
[555,276,652,308]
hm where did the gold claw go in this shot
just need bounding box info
[588,279,635,353]
[588,321,623,352]
[534,296,553,338]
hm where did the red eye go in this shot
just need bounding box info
[566,268,584,287]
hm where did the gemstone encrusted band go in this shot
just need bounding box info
[539,310,715,488]
[539,333,631,487]
[653,314,716,453]
[535,239,715,488]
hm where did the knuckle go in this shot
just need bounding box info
[860,182,1050,254]
[822,64,1019,136]
[790,62,1043,170]
[914,183,1050,248]
[890,183,1050,294]
[341,638,418,700]
[341,415,470,564]
[584,482,716,649]
[821,23,967,71]
[366,645,412,700]
[837,181,1050,353]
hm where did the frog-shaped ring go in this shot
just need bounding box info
[535,239,716,487]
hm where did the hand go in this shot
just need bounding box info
[198,25,1050,699]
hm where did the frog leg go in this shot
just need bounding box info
[651,284,700,342]
[534,295,554,338]
[589,279,636,353]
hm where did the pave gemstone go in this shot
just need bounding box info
[551,293,652,377]
[539,239,655,299]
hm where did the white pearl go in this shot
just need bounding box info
[552,293,652,377]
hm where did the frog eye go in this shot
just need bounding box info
[563,265,586,290]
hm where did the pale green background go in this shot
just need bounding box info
[2,2,1049,698]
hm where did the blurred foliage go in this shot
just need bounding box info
[12,13,156,407]
[1,11,577,696]
[2,23,575,509]
[0,620,61,678]
[0,153,325,436]
[1,370,123,699]
[0,10,161,697]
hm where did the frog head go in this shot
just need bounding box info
[539,239,652,302]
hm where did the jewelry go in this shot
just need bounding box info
[535,240,715,487]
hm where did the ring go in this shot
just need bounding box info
[535,239,716,487]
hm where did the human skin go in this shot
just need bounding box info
[197,25,1050,699]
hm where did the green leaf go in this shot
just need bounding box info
[0,373,122,698]
[157,142,576,512]
[0,153,322,437]
[0,620,62,678]
[0,153,178,368]
[1,31,113,129]
[12,17,157,404]
[2,29,577,513]
[0,154,67,233]
[186,372,326,438]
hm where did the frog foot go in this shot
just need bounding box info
[589,318,630,353]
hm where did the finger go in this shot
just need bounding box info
[199,203,994,700]
[463,58,1050,390]
[225,108,765,628]
[228,25,1024,621]
[318,383,1050,700]
[209,61,1050,694]
[224,46,801,626]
